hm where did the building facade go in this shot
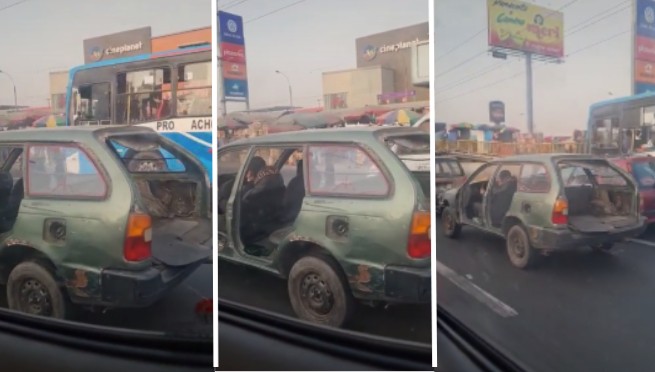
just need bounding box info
[322,22,429,109]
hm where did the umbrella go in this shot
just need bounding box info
[273,112,343,129]
[32,114,66,128]
[376,109,421,126]
[450,122,474,130]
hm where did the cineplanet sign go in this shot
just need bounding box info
[378,37,428,54]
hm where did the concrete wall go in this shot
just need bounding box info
[152,27,211,52]
[322,66,395,109]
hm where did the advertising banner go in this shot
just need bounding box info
[489,101,506,123]
[487,0,564,58]
[83,27,152,64]
[218,11,248,100]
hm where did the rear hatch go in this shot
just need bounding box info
[558,158,641,233]
[106,132,212,266]
[384,133,431,199]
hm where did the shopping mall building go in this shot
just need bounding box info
[49,26,211,114]
[322,22,429,109]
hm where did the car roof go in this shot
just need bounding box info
[0,126,154,142]
[490,153,604,163]
[223,126,425,147]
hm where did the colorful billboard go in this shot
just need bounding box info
[635,0,655,94]
[218,11,249,101]
[487,0,564,58]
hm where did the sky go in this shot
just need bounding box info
[218,0,429,112]
[0,0,210,107]
[436,0,633,136]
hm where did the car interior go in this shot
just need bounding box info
[237,148,305,257]
[487,169,518,228]
[0,149,24,233]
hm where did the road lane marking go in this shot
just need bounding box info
[627,238,655,248]
[437,261,518,318]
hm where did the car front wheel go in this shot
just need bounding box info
[442,207,462,239]
[288,255,353,328]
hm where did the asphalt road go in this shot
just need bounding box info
[437,218,655,372]
[216,259,431,344]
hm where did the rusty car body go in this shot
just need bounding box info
[440,154,646,269]
[216,127,431,327]
[0,126,211,319]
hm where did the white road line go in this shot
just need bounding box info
[627,238,655,248]
[437,261,518,318]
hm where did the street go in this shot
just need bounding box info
[437,219,655,372]
[216,260,431,344]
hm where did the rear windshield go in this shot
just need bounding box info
[105,133,188,173]
[559,160,628,187]
[631,160,655,189]
[384,134,430,156]
[436,158,464,177]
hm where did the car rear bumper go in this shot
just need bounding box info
[98,261,204,308]
[528,219,647,251]
[384,264,431,303]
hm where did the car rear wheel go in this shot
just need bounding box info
[288,255,354,328]
[506,225,541,269]
[7,261,68,319]
[442,207,462,239]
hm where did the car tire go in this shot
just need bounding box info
[288,255,354,328]
[125,149,168,172]
[442,207,462,239]
[590,242,614,253]
[506,225,541,269]
[7,261,68,319]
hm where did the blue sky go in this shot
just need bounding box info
[218,0,429,111]
[0,0,210,107]
[436,0,633,135]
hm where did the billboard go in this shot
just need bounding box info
[635,0,655,94]
[489,101,505,124]
[218,11,248,101]
[83,27,152,64]
[487,0,564,58]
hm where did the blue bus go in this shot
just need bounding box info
[587,91,655,157]
[64,44,212,178]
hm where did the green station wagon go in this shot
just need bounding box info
[441,154,646,269]
[216,127,431,327]
[0,126,211,319]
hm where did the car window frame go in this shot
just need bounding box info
[517,161,552,194]
[25,142,110,201]
[304,142,393,199]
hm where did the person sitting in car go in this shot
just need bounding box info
[489,170,518,226]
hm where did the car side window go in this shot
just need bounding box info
[27,145,106,198]
[307,145,389,197]
[518,163,551,193]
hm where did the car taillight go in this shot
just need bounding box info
[124,213,152,262]
[407,210,431,259]
[551,196,569,225]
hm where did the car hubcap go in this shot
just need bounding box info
[300,272,334,315]
[19,279,52,316]
[511,233,525,259]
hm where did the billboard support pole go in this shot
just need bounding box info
[525,52,534,135]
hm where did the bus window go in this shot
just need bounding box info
[76,83,111,125]
[176,62,211,117]
[116,68,171,124]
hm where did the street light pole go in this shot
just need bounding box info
[275,70,293,108]
[0,70,17,108]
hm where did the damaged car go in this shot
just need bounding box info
[434,155,467,215]
[0,126,211,319]
[216,127,431,327]
[440,154,646,269]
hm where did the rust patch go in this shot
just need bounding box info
[350,265,373,293]
[4,239,32,247]
[67,269,90,298]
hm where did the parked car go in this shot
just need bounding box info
[0,126,212,319]
[216,127,431,327]
[610,154,655,225]
[435,155,467,215]
[440,154,646,269]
